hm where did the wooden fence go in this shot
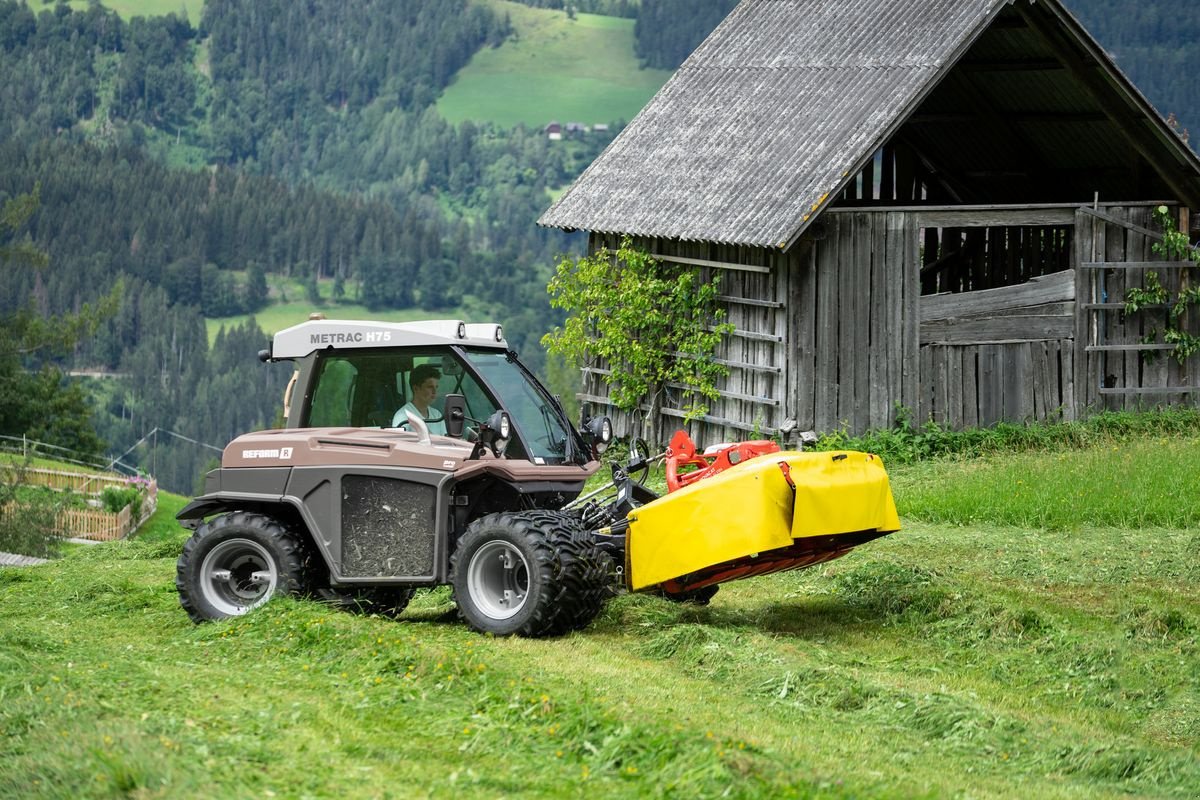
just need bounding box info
[5,468,159,542]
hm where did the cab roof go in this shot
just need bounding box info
[269,319,508,360]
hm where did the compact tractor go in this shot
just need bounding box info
[176,318,900,636]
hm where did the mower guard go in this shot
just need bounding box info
[626,450,900,591]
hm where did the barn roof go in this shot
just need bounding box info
[539,0,1200,249]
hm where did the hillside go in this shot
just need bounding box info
[2,436,1198,797]
[438,1,671,128]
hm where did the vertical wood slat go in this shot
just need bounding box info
[1072,209,1090,421]
[1103,208,1127,410]
[869,213,890,429]
[901,213,921,419]
[789,242,818,431]
[919,345,933,424]
[886,212,906,426]
[853,212,872,432]
[815,215,840,431]
[962,346,979,428]
[837,214,857,429]
[947,344,964,428]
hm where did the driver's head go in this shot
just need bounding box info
[409,364,441,409]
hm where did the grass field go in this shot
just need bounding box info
[437,1,672,128]
[203,274,466,345]
[2,435,1198,798]
[66,0,199,23]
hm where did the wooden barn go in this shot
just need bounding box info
[539,0,1200,443]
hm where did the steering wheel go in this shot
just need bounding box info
[393,409,445,429]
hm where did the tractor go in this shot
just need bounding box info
[175,318,900,636]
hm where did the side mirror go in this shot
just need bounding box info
[443,394,467,438]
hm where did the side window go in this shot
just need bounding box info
[308,359,357,427]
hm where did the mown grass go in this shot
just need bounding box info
[437,1,672,128]
[2,432,1198,797]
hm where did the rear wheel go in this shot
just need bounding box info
[451,511,609,637]
[176,512,308,622]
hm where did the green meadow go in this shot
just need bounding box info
[65,0,199,23]
[2,423,1198,798]
[437,1,672,128]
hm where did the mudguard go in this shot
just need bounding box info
[626,450,900,591]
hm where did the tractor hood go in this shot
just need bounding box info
[222,428,600,482]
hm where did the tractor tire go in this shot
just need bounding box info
[522,510,611,635]
[176,512,308,623]
[451,510,608,637]
[316,585,417,618]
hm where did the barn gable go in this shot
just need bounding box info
[539,0,1200,248]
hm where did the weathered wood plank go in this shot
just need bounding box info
[919,345,933,424]
[945,345,963,428]
[815,217,840,432]
[886,212,905,426]
[962,346,978,428]
[1104,209,1123,412]
[1098,387,1198,395]
[649,252,771,274]
[716,294,785,309]
[1080,261,1193,270]
[978,346,1000,426]
[837,212,857,428]
[1086,344,1176,352]
[869,212,890,429]
[920,269,1074,321]
[790,241,818,431]
[920,315,1074,344]
[901,214,921,419]
[1077,206,1167,243]
[853,212,872,432]
[915,208,1076,228]
[1072,209,1091,420]
[1061,340,1075,421]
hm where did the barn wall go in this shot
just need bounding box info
[579,202,1199,446]
[580,233,787,445]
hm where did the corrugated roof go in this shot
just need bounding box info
[539,0,1200,247]
[540,0,1006,247]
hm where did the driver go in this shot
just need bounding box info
[392,364,447,434]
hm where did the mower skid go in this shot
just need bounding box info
[626,451,900,591]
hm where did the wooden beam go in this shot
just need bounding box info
[649,251,770,274]
[921,269,1075,321]
[916,208,1076,227]
[1099,386,1196,395]
[920,315,1074,344]
[1080,260,1191,270]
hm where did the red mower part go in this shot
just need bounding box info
[664,430,781,492]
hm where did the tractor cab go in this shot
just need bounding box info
[265,318,602,466]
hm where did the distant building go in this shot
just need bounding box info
[545,121,562,141]
[565,122,588,136]
[592,123,609,133]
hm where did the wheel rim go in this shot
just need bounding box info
[199,538,278,617]
[467,540,530,620]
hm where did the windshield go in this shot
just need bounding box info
[300,346,576,463]
[461,350,574,464]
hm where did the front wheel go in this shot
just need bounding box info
[176,512,308,622]
[451,511,608,637]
